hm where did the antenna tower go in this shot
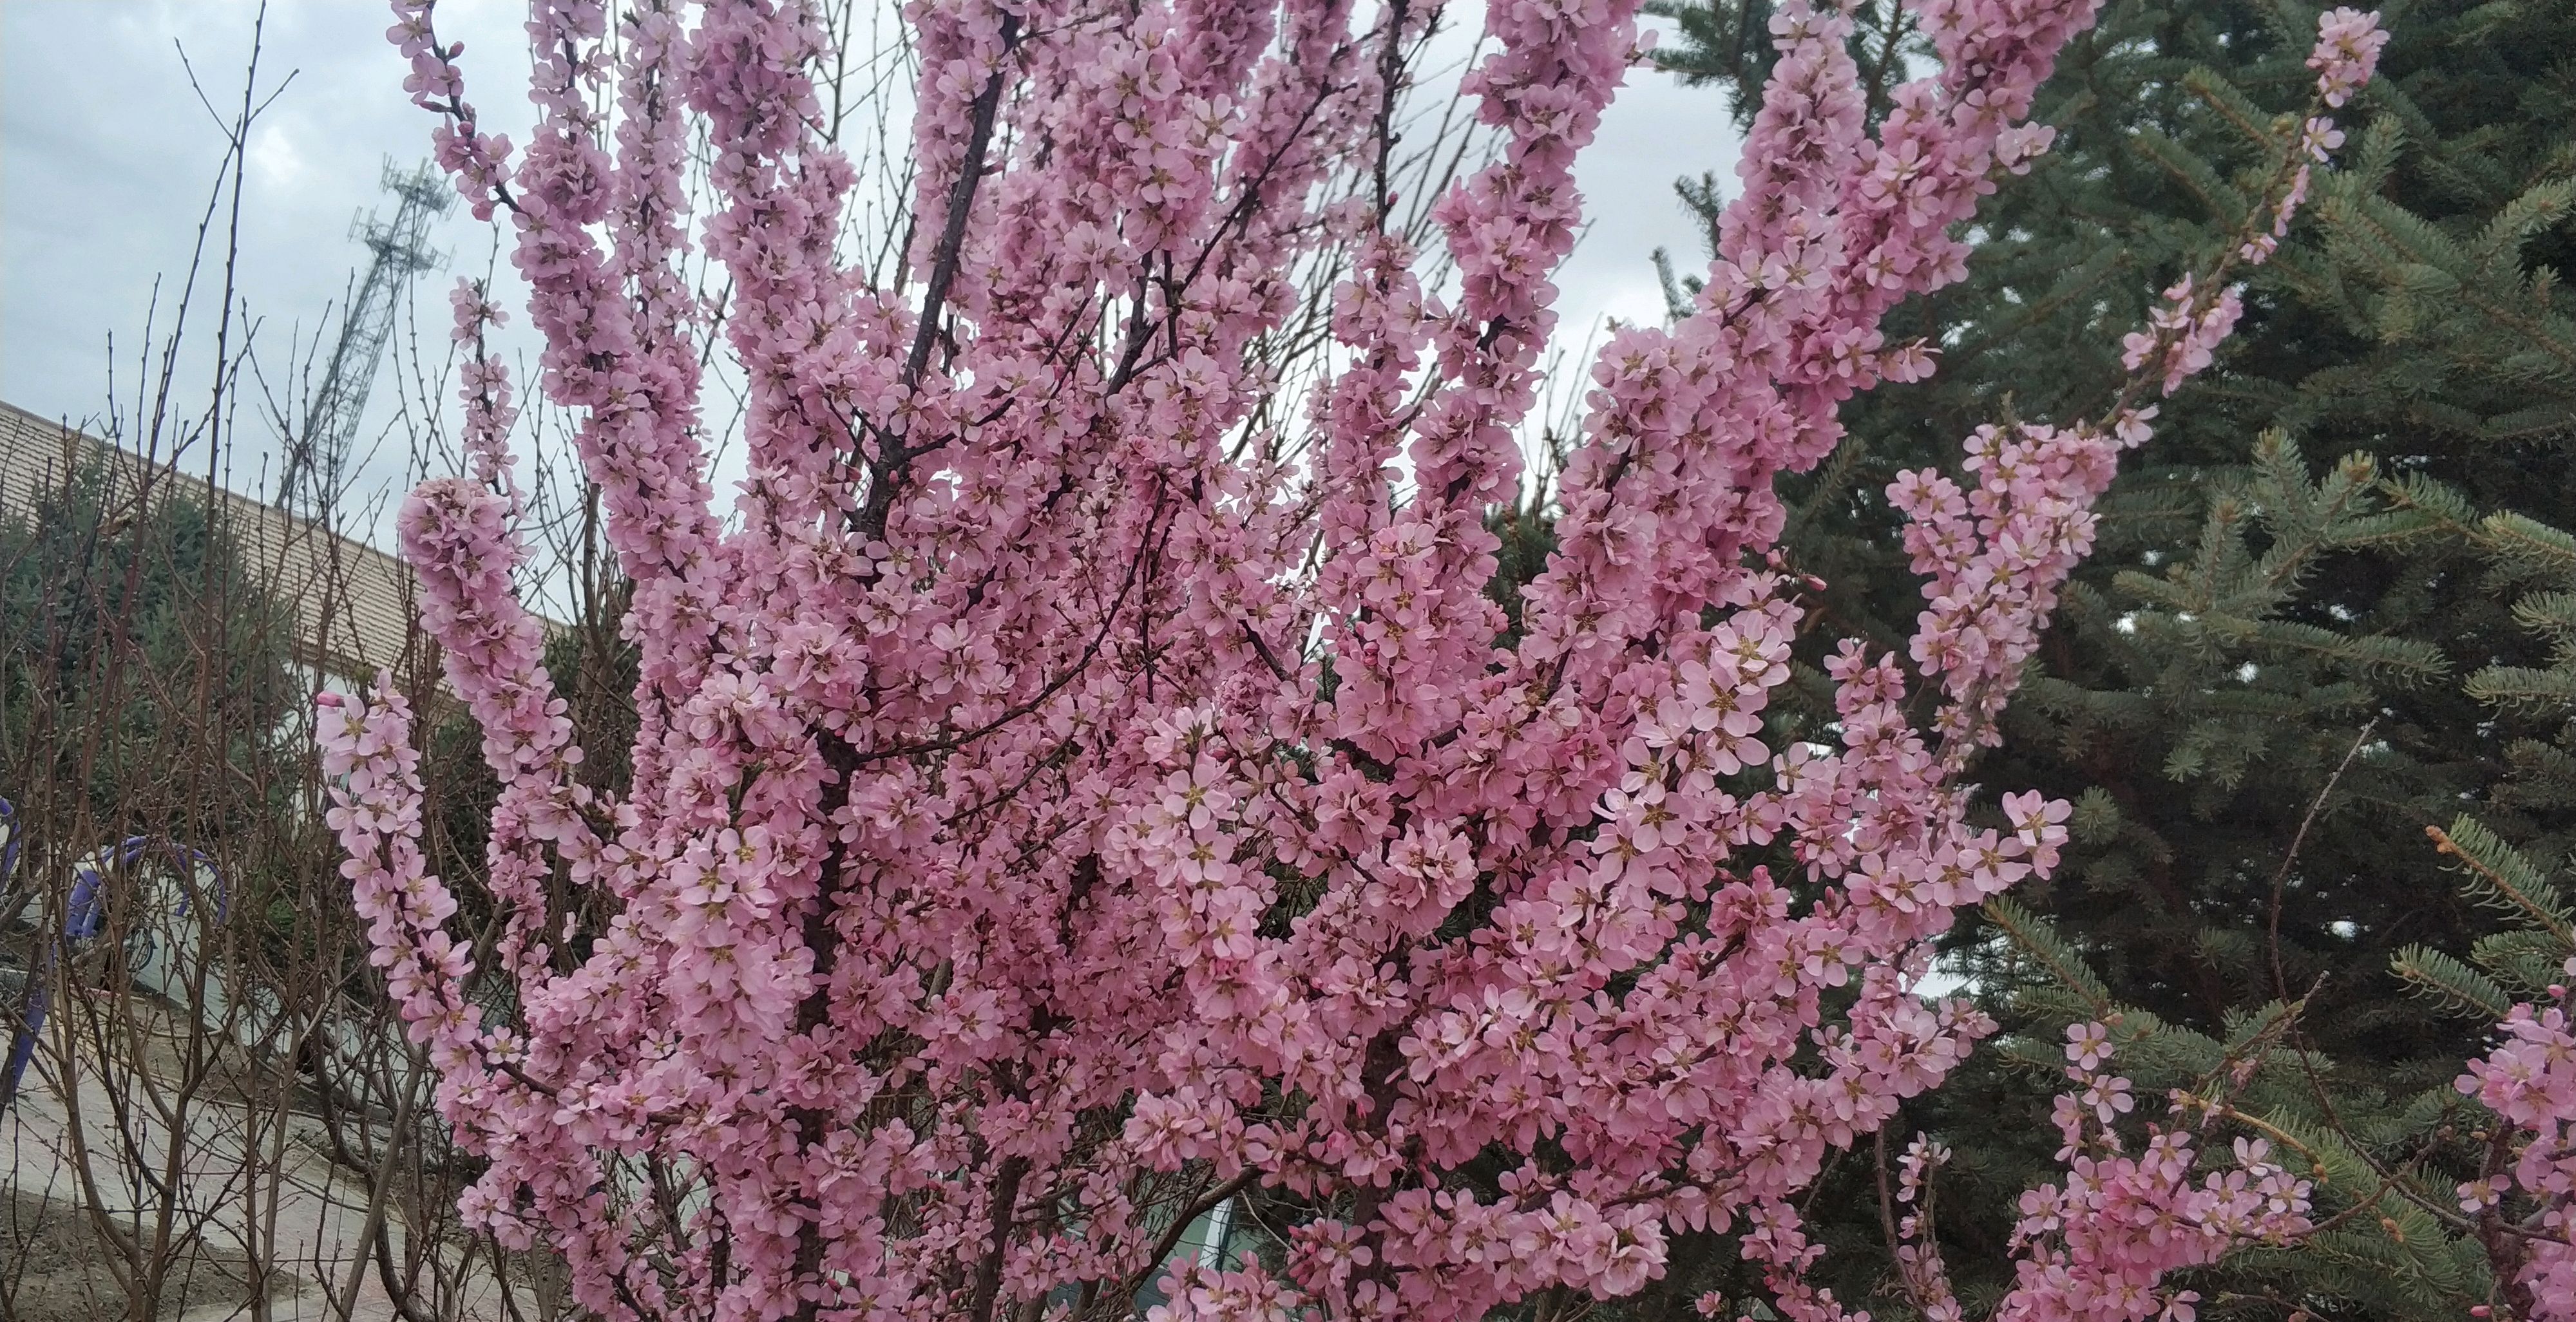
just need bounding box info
[286,157,453,513]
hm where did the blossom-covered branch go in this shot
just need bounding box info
[327,1,2375,1318]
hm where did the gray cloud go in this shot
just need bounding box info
[3,0,529,536]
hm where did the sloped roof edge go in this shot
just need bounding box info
[0,399,433,690]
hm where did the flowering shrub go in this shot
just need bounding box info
[327,0,2383,1317]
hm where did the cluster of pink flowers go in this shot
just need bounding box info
[1879,1023,2319,1322]
[2309,6,2389,107]
[318,685,485,1081]
[1983,1026,2314,1322]
[1878,1026,2314,1322]
[325,1,2378,1318]
[1890,419,2126,748]
[2121,275,2244,396]
[2456,958,2576,1320]
[2122,7,2380,385]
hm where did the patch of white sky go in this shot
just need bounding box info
[3,0,538,556]
[3,0,1741,602]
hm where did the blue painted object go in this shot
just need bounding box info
[2,797,33,1102]
[1,811,226,1106]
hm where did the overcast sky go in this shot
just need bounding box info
[3,0,1741,551]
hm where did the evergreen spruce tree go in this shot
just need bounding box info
[1604,0,2576,1312]
[0,458,299,851]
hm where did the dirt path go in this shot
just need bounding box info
[1,1001,535,1321]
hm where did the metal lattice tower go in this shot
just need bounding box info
[285,158,453,512]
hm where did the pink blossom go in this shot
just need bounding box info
[2454,959,2576,1317]
[1895,1037,2314,1322]
[2308,7,2389,108]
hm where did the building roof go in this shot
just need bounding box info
[0,400,428,688]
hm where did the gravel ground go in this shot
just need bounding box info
[1,1186,286,1321]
